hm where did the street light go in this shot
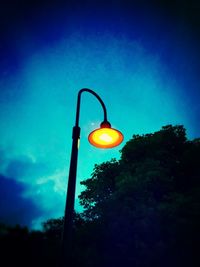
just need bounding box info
[60,88,123,267]
[88,120,124,148]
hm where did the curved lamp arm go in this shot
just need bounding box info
[75,88,108,127]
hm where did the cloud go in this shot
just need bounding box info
[0,174,42,227]
[5,155,52,183]
[23,169,67,227]
[0,150,67,229]
[0,148,8,172]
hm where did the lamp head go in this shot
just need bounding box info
[88,120,123,149]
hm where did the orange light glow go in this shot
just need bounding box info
[88,127,123,148]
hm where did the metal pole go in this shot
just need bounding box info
[60,126,80,267]
[60,89,108,267]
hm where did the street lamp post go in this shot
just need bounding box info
[60,88,123,267]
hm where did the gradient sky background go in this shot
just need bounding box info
[0,0,200,229]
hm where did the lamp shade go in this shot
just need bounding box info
[88,121,123,148]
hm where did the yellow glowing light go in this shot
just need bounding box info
[88,127,123,148]
[99,133,113,142]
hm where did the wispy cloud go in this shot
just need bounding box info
[0,173,43,227]
[0,150,67,228]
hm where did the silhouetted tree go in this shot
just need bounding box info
[79,125,200,267]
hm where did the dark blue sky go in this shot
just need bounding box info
[0,0,200,229]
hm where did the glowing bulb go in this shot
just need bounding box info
[88,125,123,149]
[99,133,113,142]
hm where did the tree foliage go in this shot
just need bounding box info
[78,125,200,267]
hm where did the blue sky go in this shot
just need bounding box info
[0,0,200,229]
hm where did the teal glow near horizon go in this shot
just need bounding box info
[0,6,199,228]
